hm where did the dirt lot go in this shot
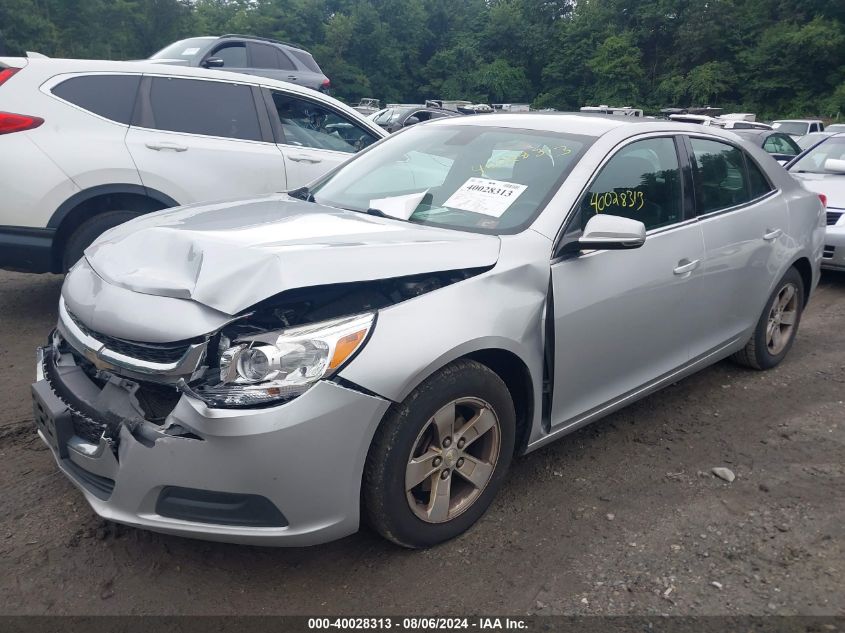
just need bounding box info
[0,268,843,616]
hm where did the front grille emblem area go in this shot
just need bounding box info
[56,298,208,381]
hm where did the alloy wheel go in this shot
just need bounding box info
[405,397,501,523]
[766,282,799,355]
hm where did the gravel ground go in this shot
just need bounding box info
[0,269,843,616]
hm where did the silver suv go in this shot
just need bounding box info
[148,34,331,92]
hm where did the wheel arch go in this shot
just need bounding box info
[789,256,813,305]
[370,342,538,457]
[48,184,179,272]
[462,348,535,456]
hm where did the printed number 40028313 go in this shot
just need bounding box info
[590,190,644,213]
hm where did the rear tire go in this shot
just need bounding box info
[62,210,139,271]
[363,359,515,548]
[732,267,804,370]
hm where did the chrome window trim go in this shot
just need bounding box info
[694,188,780,221]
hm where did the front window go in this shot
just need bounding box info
[210,43,247,68]
[311,125,591,234]
[150,38,214,61]
[772,121,809,136]
[272,92,378,153]
[790,136,845,174]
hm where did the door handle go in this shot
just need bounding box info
[673,259,700,276]
[145,142,188,152]
[287,154,322,164]
[287,75,298,81]
[763,228,783,241]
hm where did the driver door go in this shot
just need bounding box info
[264,88,380,188]
[549,136,706,427]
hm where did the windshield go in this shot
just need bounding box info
[311,124,592,234]
[790,136,845,174]
[772,121,809,135]
[150,38,215,61]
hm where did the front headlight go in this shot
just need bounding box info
[194,313,375,408]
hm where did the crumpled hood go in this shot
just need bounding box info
[84,195,501,315]
[792,172,845,210]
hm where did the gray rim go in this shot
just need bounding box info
[405,397,501,524]
[767,282,798,355]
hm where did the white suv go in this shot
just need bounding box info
[0,57,385,273]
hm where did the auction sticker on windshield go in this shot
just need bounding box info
[444,177,527,217]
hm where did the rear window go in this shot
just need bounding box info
[250,43,296,70]
[52,75,141,124]
[689,138,751,213]
[289,49,322,73]
[772,121,809,136]
[148,77,261,141]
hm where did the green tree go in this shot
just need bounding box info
[587,32,645,104]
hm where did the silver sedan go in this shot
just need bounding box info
[32,114,824,548]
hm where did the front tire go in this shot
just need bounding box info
[732,267,804,370]
[363,359,515,548]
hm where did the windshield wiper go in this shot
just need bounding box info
[288,186,315,202]
[365,208,388,217]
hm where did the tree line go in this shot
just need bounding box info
[1,0,843,119]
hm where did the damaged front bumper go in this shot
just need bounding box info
[32,342,391,546]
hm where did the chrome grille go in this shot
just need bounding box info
[66,310,198,364]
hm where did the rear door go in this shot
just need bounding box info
[125,75,286,204]
[263,88,381,188]
[682,135,788,357]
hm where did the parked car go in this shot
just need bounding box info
[353,98,381,116]
[32,114,822,548]
[147,34,330,92]
[668,114,771,130]
[719,119,772,130]
[824,123,845,134]
[787,133,845,271]
[732,129,802,164]
[0,56,385,273]
[797,131,835,151]
[772,119,825,137]
[370,103,459,133]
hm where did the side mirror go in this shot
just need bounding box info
[578,214,646,250]
[403,116,421,127]
[824,158,845,173]
[203,57,225,68]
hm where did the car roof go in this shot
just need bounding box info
[10,57,382,135]
[423,112,744,140]
[773,119,821,123]
[216,33,310,54]
[15,57,325,100]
